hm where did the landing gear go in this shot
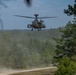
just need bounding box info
[38,28,39,31]
[31,28,33,31]
[38,28,41,31]
[31,28,41,31]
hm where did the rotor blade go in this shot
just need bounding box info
[15,15,35,19]
[38,16,57,19]
[0,1,7,8]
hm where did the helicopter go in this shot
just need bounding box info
[15,14,57,31]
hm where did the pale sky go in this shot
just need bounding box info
[0,0,74,30]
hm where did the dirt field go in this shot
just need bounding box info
[0,67,57,75]
[10,67,57,75]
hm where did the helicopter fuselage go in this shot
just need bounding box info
[27,18,46,31]
[27,22,46,31]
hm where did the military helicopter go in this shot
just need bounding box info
[15,14,57,31]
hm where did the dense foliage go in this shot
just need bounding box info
[54,0,76,75]
[54,0,76,62]
[0,29,61,69]
[54,20,76,62]
[64,0,76,16]
[55,57,76,75]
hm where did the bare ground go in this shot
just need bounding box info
[0,66,57,75]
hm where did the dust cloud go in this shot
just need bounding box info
[0,67,19,75]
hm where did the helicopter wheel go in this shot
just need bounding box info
[38,28,39,31]
[38,28,41,31]
[31,28,33,31]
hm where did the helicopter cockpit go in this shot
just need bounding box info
[32,20,39,24]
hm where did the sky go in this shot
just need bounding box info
[0,0,74,30]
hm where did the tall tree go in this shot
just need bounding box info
[64,0,76,17]
[54,0,76,62]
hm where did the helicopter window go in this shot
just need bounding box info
[33,20,38,24]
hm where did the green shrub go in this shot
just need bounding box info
[55,57,76,75]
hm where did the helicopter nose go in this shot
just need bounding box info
[27,24,31,28]
[27,25,30,28]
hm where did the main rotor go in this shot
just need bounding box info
[34,14,39,20]
[15,14,57,20]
